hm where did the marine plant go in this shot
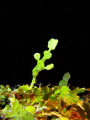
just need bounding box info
[0,38,90,120]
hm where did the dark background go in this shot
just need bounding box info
[0,1,90,88]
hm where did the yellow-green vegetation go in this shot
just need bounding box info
[0,38,90,120]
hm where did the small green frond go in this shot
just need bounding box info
[34,53,41,60]
[45,63,54,70]
[48,38,58,50]
[62,72,70,81]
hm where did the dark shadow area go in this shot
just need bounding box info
[0,1,89,88]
